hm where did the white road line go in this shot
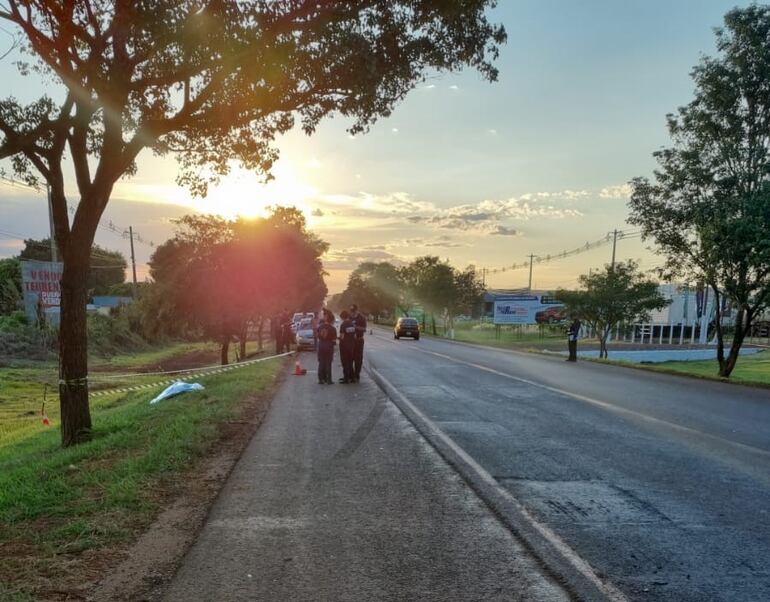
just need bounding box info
[371,366,629,602]
[410,346,770,460]
[372,332,770,460]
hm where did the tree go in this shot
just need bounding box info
[407,256,457,334]
[150,207,327,365]
[557,261,668,359]
[629,6,770,377]
[0,256,21,314]
[341,261,402,321]
[19,238,126,295]
[0,1,505,445]
[453,265,485,317]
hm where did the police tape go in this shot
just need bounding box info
[88,351,294,398]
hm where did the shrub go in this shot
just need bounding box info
[87,312,149,358]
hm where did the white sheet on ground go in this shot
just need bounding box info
[150,382,205,404]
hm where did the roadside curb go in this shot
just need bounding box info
[366,361,626,602]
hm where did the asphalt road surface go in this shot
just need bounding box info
[165,359,569,601]
[366,328,770,602]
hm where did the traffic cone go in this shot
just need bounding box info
[293,360,307,376]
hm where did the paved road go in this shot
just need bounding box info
[165,361,568,601]
[366,329,770,602]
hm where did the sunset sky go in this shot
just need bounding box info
[0,0,752,294]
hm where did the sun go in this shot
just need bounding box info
[193,162,319,221]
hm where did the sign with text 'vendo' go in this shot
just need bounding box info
[20,260,64,324]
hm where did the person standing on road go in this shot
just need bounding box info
[316,310,337,384]
[350,304,367,382]
[338,310,356,384]
[567,315,581,362]
[280,309,293,353]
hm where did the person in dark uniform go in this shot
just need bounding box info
[316,310,337,384]
[567,315,581,362]
[338,310,356,383]
[280,308,292,353]
[349,304,367,382]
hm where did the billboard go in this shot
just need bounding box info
[21,260,64,324]
[397,305,425,322]
[493,294,566,325]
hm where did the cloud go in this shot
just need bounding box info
[599,184,632,199]
[405,198,581,234]
[487,225,519,236]
[311,208,324,217]
[520,189,589,202]
[323,246,406,270]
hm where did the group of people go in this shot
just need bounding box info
[315,304,367,384]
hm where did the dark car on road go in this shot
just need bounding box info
[394,317,420,340]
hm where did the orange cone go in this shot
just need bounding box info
[293,360,307,376]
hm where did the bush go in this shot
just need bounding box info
[87,312,149,357]
[0,311,57,360]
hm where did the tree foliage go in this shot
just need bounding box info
[0,0,505,445]
[0,256,22,314]
[339,262,403,322]
[557,261,668,358]
[629,5,770,377]
[339,256,485,333]
[148,207,327,364]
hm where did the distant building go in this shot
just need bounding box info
[91,296,133,316]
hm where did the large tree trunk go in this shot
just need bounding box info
[238,323,248,361]
[59,246,93,447]
[712,286,727,372]
[599,324,611,358]
[719,308,751,378]
[220,337,230,365]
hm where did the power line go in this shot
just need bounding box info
[483,229,641,275]
[0,229,129,267]
[0,175,155,248]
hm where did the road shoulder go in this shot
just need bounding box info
[164,355,568,601]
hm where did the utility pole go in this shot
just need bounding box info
[47,183,57,262]
[129,226,138,299]
[527,254,535,291]
[481,267,487,287]
[610,229,619,271]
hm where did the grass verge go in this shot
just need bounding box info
[0,350,285,600]
[591,349,770,388]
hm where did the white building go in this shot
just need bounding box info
[649,283,722,326]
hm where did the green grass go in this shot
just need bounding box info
[90,341,213,370]
[613,349,770,387]
[0,344,284,598]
